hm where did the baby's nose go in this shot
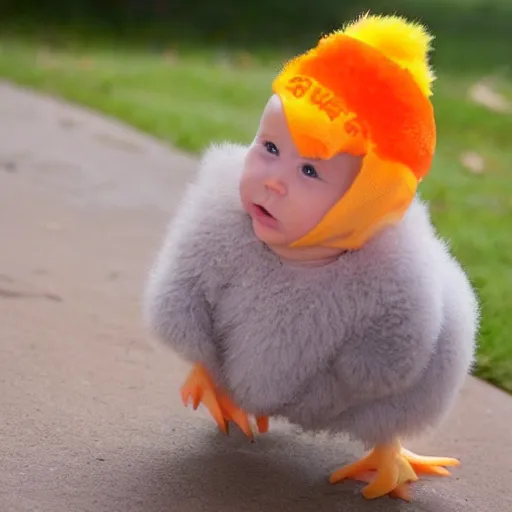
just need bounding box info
[264,176,287,196]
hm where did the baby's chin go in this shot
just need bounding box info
[249,220,345,262]
[251,220,292,246]
[251,223,338,264]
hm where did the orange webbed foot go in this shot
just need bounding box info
[329,440,460,502]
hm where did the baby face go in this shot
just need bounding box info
[240,95,362,252]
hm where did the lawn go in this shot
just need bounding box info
[0,6,511,393]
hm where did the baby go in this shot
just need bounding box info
[143,13,479,502]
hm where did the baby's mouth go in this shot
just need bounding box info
[255,204,275,219]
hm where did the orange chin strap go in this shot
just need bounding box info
[294,151,417,249]
[271,15,436,250]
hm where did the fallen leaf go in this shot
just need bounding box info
[468,80,512,113]
[79,57,95,70]
[163,48,179,64]
[214,50,233,69]
[37,49,61,70]
[460,151,486,174]
[234,51,254,69]
[431,199,448,212]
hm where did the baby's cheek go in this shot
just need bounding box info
[239,174,254,206]
[285,209,319,241]
[295,195,332,234]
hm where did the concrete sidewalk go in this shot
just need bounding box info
[0,81,510,512]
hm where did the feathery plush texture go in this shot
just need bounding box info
[143,143,479,448]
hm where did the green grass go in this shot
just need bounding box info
[0,15,511,393]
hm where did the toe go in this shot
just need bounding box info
[230,409,253,438]
[402,448,461,467]
[202,391,228,434]
[402,448,460,476]
[390,483,412,502]
[256,416,269,433]
[361,463,399,499]
[330,457,373,484]
[218,394,254,439]
[411,463,452,477]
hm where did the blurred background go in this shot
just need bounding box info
[0,0,510,393]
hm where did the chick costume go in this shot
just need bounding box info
[144,13,479,504]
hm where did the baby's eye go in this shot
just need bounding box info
[263,141,279,155]
[301,163,319,179]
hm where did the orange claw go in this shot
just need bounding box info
[180,363,263,440]
[180,363,227,434]
[217,391,254,439]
